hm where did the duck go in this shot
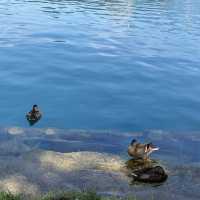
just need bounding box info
[128,139,159,160]
[131,166,168,183]
[26,104,42,124]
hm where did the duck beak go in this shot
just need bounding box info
[148,144,159,152]
[150,145,159,152]
[152,147,159,151]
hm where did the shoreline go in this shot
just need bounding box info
[0,127,199,200]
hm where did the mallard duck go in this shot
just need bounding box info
[26,105,42,124]
[128,139,159,160]
[131,166,168,183]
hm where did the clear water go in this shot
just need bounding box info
[1,127,200,199]
[0,0,200,131]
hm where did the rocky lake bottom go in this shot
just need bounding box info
[0,127,199,200]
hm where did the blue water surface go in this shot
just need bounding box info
[0,0,200,131]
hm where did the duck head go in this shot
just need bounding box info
[32,104,39,112]
[130,139,137,146]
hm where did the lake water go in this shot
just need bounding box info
[0,1,200,198]
[0,0,200,131]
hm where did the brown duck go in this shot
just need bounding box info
[26,104,42,123]
[131,166,168,183]
[128,139,159,160]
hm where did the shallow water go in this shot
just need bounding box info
[0,0,200,130]
[0,127,200,199]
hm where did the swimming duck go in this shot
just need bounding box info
[26,105,42,124]
[131,166,168,183]
[128,139,159,160]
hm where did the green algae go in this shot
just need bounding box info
[0,191,137,200]
[0,192,20,200]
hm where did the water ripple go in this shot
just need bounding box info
[0,0,200,130]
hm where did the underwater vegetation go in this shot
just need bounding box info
[0,192,20,200]
[0,191,138,200]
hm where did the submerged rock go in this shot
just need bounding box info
[0,150,129,197]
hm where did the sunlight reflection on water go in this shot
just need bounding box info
[0,0,200,130]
